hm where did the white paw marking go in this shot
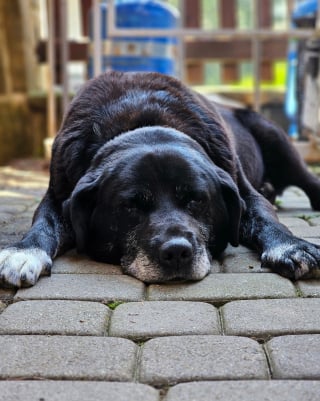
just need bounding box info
[261,242,319,278]
[262,244,295,261]
[0,248,52,287]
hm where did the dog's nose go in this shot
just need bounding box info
[159,238,193,269]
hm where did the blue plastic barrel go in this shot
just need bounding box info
[292,0,317,24]
[88,0,179,77]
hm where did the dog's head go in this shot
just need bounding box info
[64,127,244,283]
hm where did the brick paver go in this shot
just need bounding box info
[222,298,320,338]
[52,252,122,275]
[266,335,320,379]
[139,335,269,385]
[14,274,145,302]
[278,216,310,228]
[165,381,320,401]
[0,300,111,335]
[0,382,159,401]
[109,301,220,339]
[0,335,138,380]
[147,273,296,302]
[0,167,320,398]
[290,225,320,238]
[221,249,269,273]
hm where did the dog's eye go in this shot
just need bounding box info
[120,199,138,214]
[186,193,208,213]
[135,191,155,211]
[124,205,138,214]
[122,207,137,215]
[121,193,153,214]
[187,198,204,212]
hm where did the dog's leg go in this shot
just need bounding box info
[0,189,74,287]
[238,171,320,280]
[235,109,320,210]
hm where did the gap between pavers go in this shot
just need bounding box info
[0,335,138,381]
[109,301,221,340]
[0,300,111,336]
[221,298,320,338]
[165,380,320,401]
[0,381,159,401]
[138,335,269,386]
[265,334,320,379]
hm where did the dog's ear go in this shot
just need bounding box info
[64,172,100,253]
[216,168,246,247]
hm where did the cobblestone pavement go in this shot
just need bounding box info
[0,165,320,400]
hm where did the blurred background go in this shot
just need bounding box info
[1,0,320,166]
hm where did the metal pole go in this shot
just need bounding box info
[47,0,56,139]
[177,0,185,81]
[286,0,294,28]
[93,0,102,77]
[60,0,69,113]
[252,0,261,111]
[104,26,320,40]
[317,0,320,137]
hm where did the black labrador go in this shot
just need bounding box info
[1,71,320,287]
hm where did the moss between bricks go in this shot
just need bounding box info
[296,213,320,226]
[107,301,124,310]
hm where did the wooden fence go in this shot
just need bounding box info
[36,0,289,86]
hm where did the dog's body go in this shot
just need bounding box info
[1,71,320,287]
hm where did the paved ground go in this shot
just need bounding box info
[0,164,320,400]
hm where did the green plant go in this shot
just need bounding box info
[107,301,123,310]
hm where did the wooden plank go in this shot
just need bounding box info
[221,0,236,27]
[36,38,288,64]
[36,38,288,63]
[261,60,273,82]
[183,0,203,84]
[186,62,204,84]
[185,38,287,60]
[259,0,272,28]
[80,0,92,36]
[258,0,273,81]
[184,0,201,28]
[220,0,239,82]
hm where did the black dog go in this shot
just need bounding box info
[1,71,320,287]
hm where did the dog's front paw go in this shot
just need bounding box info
[261,240,320,280]
[0,248,52,288]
